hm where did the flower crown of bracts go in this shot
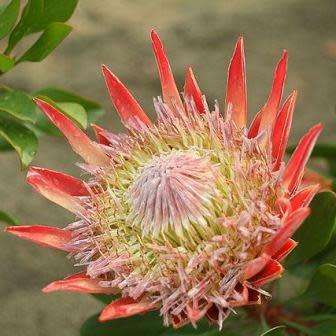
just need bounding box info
[6,30,322,329]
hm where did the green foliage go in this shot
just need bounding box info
[80,313,166,336]
[0,89,38,122]
[0,210,18,225]
[6,0,78,54]
[0,0,105,168]
[17,22,72,63]
[34,87,105,123]
[91,294,115,305]
[57,102,87,128]
[260,326,286,336]
[0,53,14,72]
[80,313,243,336]
[0,115,37,168]
[287,191,336,265]
[0,0,19,40]
[304,264,336,307]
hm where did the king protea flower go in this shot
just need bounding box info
[6,31,322,329]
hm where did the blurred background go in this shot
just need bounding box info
[1,0,336,335]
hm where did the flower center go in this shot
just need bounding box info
[127,151,218,239]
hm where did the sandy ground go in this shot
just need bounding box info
[1,0,336,335]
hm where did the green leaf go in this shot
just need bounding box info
[282,320,313,335]
[80,312,245,336]
[80,313,165,336]
[0,0,19,40]
[91,294,114,305]
[260,326,286,336]
[0,210,18,225]
[34,87,105,123]
[0,115,37,168]
[0,53,14,72]
[0,138,12,151]
[6,0,78,53]
[17,22,72,63]
[0,90,38,122]
[57,102,87,129]
[311,320,336,335]
[276,263,316,303]
[287,191,336,266]
[305,264,336,307]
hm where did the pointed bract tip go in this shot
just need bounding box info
[4,225,72,251]
[101,64,111,77]
[226,34,247,127]
[150,29,160,42]
[102,64,152,128]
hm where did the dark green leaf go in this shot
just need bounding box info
[34,87,105,123]
[304,264,336,307]
[0,210,18,225]
[276,263,316,303]
[80,312,165,336]
[302,314,336,322]
[0,53,14,72]
[17,22,72,63]
[0,0,19,40]
[0,90,37,122]
[91,294,114,305]
[287,191,336,266]
[6,0,78,53]
[282,320,313,335]
[260,326,286,336]
[311,320,336,335]
[81,313,244,336]
[0,115,37,167]
[0,138,12,151]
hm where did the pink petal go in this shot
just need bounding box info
[150,30,184,112]
[272,90,297,170]
[27,166,84,212]
[272,238,297,261]
[225,36,247,127]
[5,225,72,251]
[263,207,310,256]
[243,253,271,280]
[283,124,323,193]
[251,259,284,287]
[101,65,152,129]
[91,124,111,145]
[258,51,288,130]
[184,67,205,113]
[99,297,155,322]
[43,272,116,294]
[290,184,320,211]
[34,98,109,166]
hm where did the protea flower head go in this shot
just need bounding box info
[6,30,322,329]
